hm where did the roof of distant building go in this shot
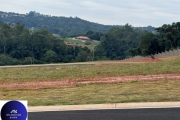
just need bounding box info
[76,36,90,40]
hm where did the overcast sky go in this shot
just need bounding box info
[0,0,180,27]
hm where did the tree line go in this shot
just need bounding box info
[94,22,180,60]
[130,22,180,56]
[0,11,113,37]
[1,21,176,65]
[0,23,92,65]
[0,11,156,37]
[94,24,147,60]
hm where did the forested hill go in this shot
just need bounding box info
[0,11,156,37]
[0,11,113,37]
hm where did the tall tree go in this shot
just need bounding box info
[95,24,146,60]
[0,24,12,54]
[139,32,159,56]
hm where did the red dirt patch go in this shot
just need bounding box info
[119,58,162,63]
[98,58,162,64]
[1,74,180,89]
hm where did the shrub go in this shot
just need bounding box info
[0,54,21,66]
[84,41,91,45]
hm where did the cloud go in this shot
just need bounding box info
[0,0,180,27]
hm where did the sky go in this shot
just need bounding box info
[0,0,180,27]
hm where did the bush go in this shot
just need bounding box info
[42,50,58,63]
[0,54,21,66]
[21,57,37,65]
[84,41,91,45]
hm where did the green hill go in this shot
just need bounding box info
[0,11,156,37]
[0,11,113,37]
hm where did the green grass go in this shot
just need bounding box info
[1,80,180,106]
[1,56,180,106]
[64,38,100,50]
[0,56,180,84]
[65,38,85,44]
[55,35,100,50]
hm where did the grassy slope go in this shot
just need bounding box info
[54,34,100,50]
[0,56,180,106]
[64,38,100,50]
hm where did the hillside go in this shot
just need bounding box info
[0,11,113,37]
[0,11,156,37]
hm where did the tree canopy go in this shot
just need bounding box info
[0,11,112,37]
[94,24,147,60]
[0,22,93,65]
[0,11,156,37]
[131,22,180,56]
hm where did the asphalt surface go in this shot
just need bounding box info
[28,108,180,120]
[0,62,96,68]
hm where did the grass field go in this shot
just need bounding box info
[65,38,85,44]
[0,56,180,106]
[1,80,180,106]
[64,38,100,50]
[0,57,180,84]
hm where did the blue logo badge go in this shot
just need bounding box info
[1,101,27,120]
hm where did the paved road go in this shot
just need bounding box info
[0,62,96,68]
[28,108,180,120]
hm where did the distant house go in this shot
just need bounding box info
[75,36,90,40]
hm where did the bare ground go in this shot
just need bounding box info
[1,74,180,89]
[119,58,162,62]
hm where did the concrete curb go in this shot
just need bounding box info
[28,102,180,112]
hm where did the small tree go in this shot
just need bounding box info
[84,41,91,45]
[75,51,90,62]
[42,50,57,63]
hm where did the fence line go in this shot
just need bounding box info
[125,48,180,60]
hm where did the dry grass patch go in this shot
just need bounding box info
[0,57,180,84]
[0,79,180,106]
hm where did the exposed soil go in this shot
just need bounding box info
[119,58,162,63]
[1,74,180,89]
[98,58,162,65]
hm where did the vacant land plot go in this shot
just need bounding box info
[0,57,180,106]
[1,80,180,106]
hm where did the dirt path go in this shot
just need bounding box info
[1,74,180,89]
[99,58,162,64]
[119,58,162,62]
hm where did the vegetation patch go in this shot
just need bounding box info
[1,80,180,106]
[0,55,180,106]
[0,56,180,84]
